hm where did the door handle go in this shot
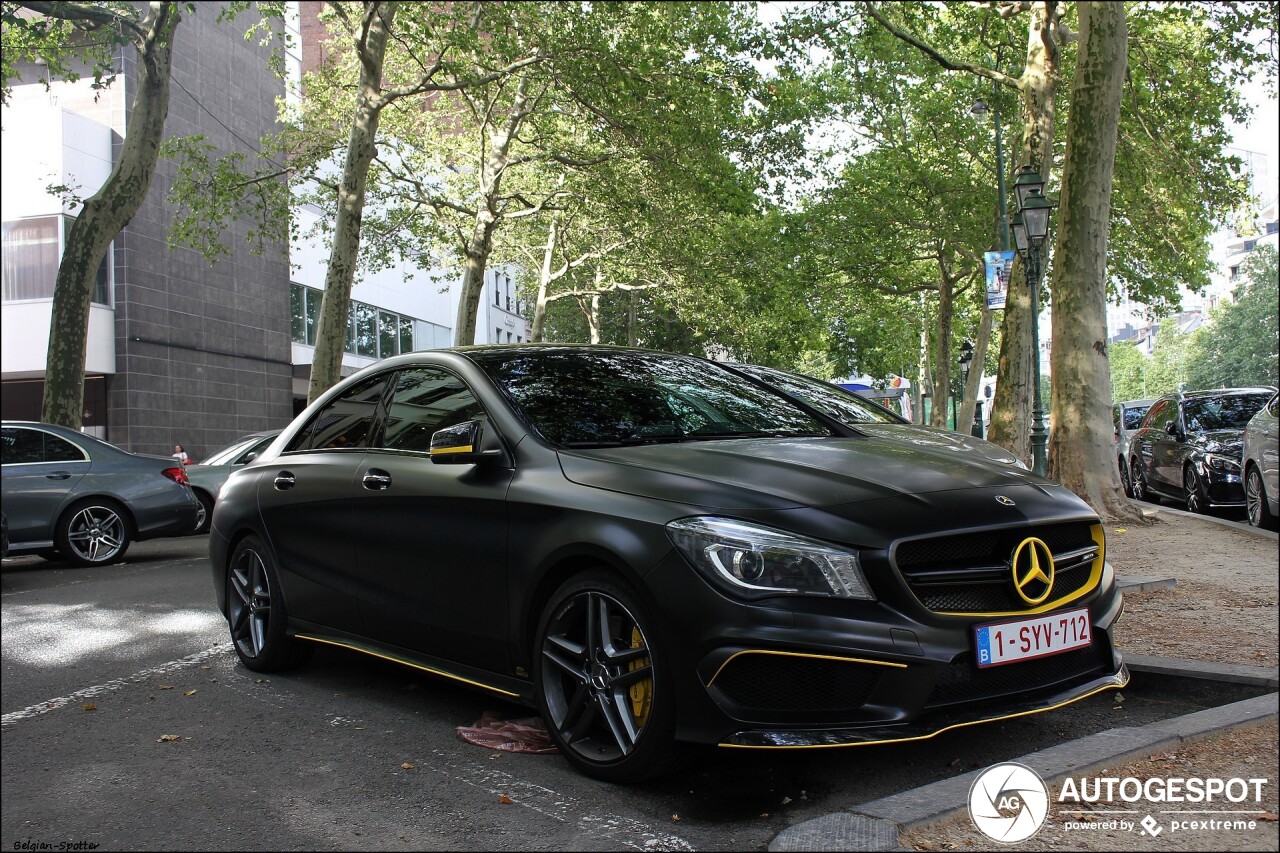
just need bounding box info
[362,469,392,491]
[45,471,72,480]
[273,472,296,490]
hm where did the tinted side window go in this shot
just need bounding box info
[378,367,486,453]
[286,374,390,452]
[1140,399,1169,430]
[44,433,86,462]
[1,427,43,464]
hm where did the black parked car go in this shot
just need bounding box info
[209,346,1126,782]
[1127,388,1275,513]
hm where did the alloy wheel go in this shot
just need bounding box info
[1118,459,1132,497]
[64,505,127,564]
[1246,467,1268,528]
[229,546,272,660]
[1184,468,1206,514]
[540,590,654,765]
[1130,461,1149,501]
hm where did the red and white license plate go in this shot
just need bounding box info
[974,607,1092,668]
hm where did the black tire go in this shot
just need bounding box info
[1129,459,1158,504]
[534,571,683,783]
[226,535,312,672]
[193,490,214,535]
[1183,466,1208,515]
[55,498,132,567]
[1118,457,1134,498]
[1245,465,1276,530]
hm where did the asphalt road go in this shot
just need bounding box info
[0,537,1243,851]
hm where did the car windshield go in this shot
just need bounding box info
[1183,393,1272,432]
[199,437,261,466]
[469,349,832,448]
[733,365,903,425]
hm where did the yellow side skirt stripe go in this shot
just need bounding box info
[296,634,521,699]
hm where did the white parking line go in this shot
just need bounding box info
[1,642,233,728]
[419,748,695,851]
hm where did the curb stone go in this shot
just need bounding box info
[1142,505,1279,540]
[1115,574,1177,593]
[769,663,1279,852]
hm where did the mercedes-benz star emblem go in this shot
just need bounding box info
[1011,537,1055,605]
[995,495,1016,506]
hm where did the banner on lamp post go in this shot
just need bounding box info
[984,251,1015,310]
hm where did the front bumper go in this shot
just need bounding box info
[722,665,1128,748]
[645,543,1127,749]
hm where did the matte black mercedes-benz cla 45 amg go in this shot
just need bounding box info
[209,346,1127,782]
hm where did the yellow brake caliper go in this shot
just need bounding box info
[628,626,652,728]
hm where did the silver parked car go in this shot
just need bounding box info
[1,421,199,566]
[1242,393,1278,529]
[1113,398,1155,497]
[185,431,280,533]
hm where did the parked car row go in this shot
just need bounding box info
[1122,387,1277,528]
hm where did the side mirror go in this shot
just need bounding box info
[1164,420,1180,439]
[240,452,258,465]
[430,420,504,465]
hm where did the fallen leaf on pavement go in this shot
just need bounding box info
[156,734,181,743]
[499,795,514,805]
[82,704,97,711]
[401,762,414,770]
[158,685,174,690]
[1256,812,1277,822]
[183,690,197,697]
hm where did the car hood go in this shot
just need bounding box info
[854,423,1023,467]
[1188,429,1244,457]
[558,436,1044,511]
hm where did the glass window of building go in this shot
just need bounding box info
[398,317,414,353]
[379,310,399,358]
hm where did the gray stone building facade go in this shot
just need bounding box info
[1,4,292,461]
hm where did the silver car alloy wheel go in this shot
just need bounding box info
[64,505,126,564]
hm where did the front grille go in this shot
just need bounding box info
[925,645,1110,708]
[912,564,1095,612]
[895,522,1099,614]
[711,653,883,713]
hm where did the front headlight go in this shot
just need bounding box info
[666,517,875,600]
[1205,453,1239,473]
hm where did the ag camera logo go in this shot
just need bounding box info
[969,762,1051,843]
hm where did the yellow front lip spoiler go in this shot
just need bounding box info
[719,665,1129,749]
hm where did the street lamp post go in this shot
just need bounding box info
[1009,166,1054,477]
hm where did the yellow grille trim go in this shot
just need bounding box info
[933,523,1107,618]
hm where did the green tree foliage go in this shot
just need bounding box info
[1185,245,1280,390]
[1108,341,1152,402]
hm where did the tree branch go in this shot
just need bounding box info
[861,2,1022,90]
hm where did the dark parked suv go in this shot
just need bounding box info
[1127,388,1274,513]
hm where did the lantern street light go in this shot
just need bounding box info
[1009,165,1054,476]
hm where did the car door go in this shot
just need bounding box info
[1131,398,1168,488]
[1148,398,1183,492]
[256,373,392,635]
[1,426,90,545]
[353,365,514,673]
